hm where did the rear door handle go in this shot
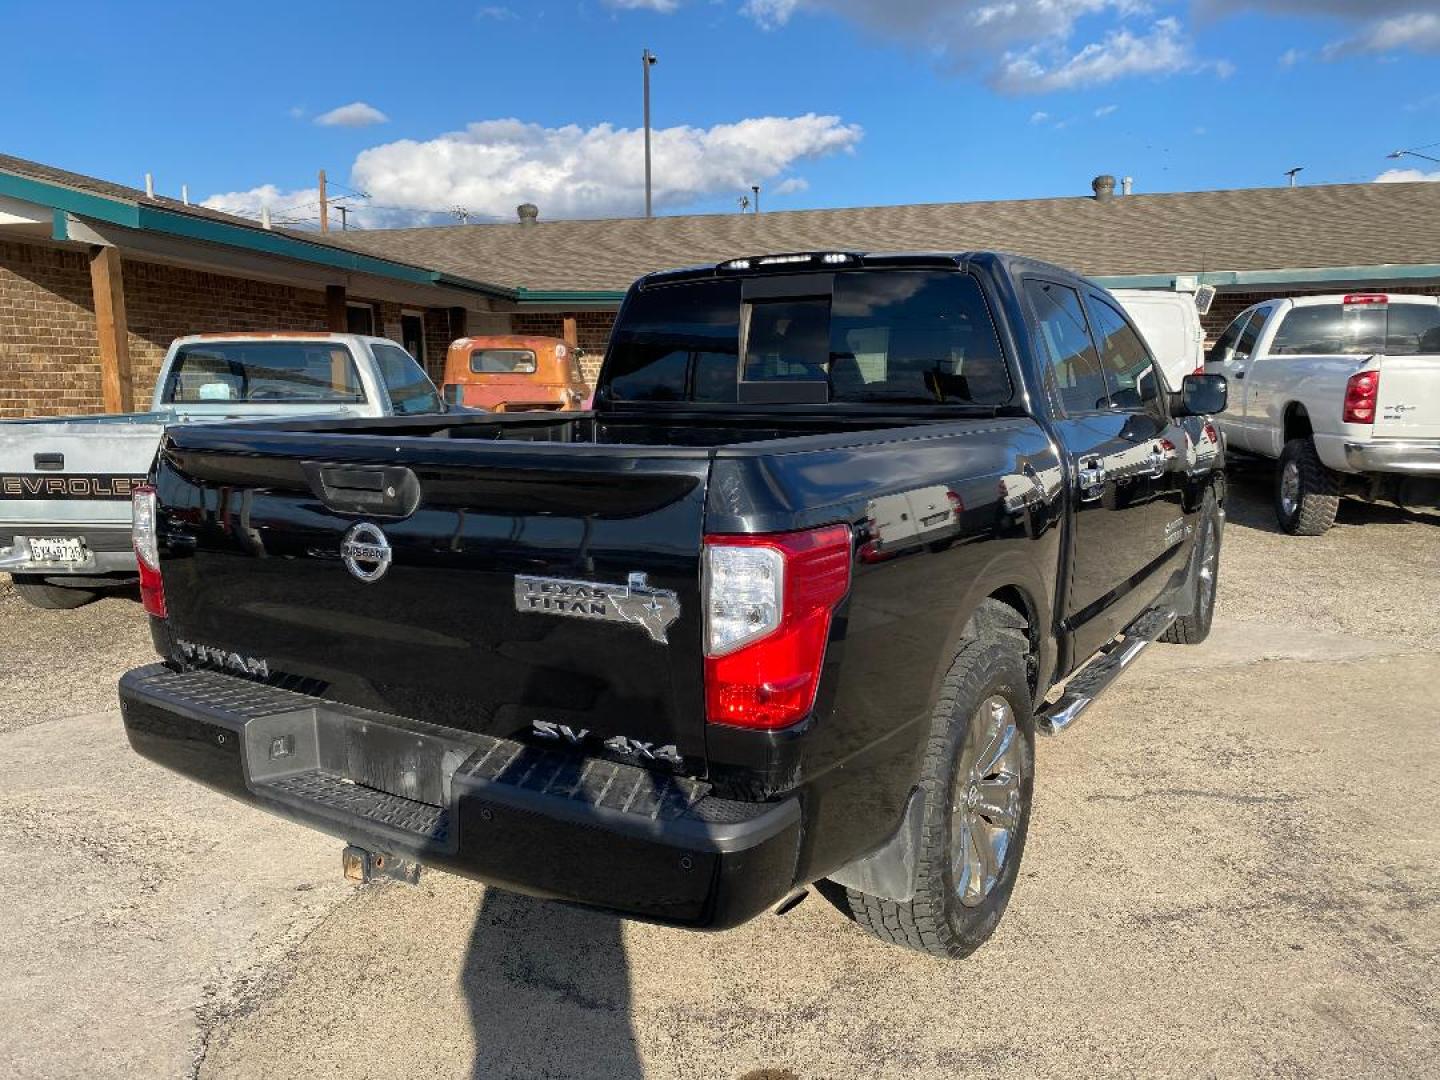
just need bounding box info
[1077,457,1107,501]
[1233,370,1246,380]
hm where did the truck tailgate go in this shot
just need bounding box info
[0,417,163,525]
[154,441,715,772]
[1374,354,1440,440]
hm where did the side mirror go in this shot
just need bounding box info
[1174,373,1227,417]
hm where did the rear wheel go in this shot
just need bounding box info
[11,574,99,610]
[1161,492,1221,645]
[1275,438,1340,535]
[830,637,1034,959]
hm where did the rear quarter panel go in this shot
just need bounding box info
[704,418,1064,882]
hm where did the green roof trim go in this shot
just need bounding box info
[515,288,627,305]
[0,170,138,227]
[1,166,514,298]
[1094,263,1440,290]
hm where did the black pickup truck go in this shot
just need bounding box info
[119,251,1226,958]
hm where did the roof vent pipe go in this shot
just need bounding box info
[1091,174,1116,201]
[144,173,154,199]
[1121,176,1133,196]
[517,203,539,225]
[181,183,190,206]
[261,206,272,230]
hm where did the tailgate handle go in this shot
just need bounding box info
[303,463,421,517]
[34,452,64,471]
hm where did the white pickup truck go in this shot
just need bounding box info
[0,333,446,608]
[1205,292,1440,533]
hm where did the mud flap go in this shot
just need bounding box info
[824,785,925,902]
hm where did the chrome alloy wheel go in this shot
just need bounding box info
[951,695,1023,908]
[1279,460,1301,519]
[1198,516,1219,612]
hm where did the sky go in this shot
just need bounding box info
[2,0,1439,229]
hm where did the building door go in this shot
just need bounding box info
[401,311,425,363]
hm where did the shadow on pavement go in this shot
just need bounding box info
[463,887,644,1080]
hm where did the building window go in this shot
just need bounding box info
[401,310,425,363]
[346,302,375,336]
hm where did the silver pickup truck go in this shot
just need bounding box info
[0,333,447,608]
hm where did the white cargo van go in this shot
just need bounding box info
[1112,287,1210,391]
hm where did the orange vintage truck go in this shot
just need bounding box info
[441,335,589,412]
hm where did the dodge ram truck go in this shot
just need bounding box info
[1204,292,1439,534]
[119,251,1227,958]
[0,332,446,609]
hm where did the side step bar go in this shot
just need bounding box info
[1037,608,1175,735]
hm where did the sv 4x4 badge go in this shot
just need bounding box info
[514,572,680,643]
[532,720,683,768]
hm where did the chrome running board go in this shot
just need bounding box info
[1037,608,1176,735]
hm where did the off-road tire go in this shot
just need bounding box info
[1161,490,1221,645]
[1275,438,1340,536]
[827,636,1035,959]
[11,574,99,610]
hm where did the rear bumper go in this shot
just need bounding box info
[0,526,136,576]
[1340,439,1440,475]
[117,664,801,929]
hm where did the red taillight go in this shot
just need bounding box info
[1343,369,1380,425]
[1343,293,1389,306]
[132,484,166,618]
[703,524,852,730]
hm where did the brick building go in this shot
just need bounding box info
[0,155,517,418]
[4,154,1440,417]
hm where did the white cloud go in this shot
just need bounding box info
[605,0,681,10]
[315,102,390,128]
[1094,103,1119,116]
[476,5,516,17]
[1278,47,1304,66]
[740,0,801,28]
[772,177,809,195]
[1029,110,1050,124]
[1375,167,1440,182]
[1324,12,1440,56]
[994,18,1197,94]
[203,114,861,226]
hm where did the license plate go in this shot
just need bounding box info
[27,537,88,563]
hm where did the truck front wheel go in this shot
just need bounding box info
[1275,438,1340,535]
[11,574,100,610]
[830,637,1035,959]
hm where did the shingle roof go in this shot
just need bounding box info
[326,181,1440,293]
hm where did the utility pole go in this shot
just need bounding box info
[751,184,760,214]
[335,204,351,231]
[642,49,658,218]
[319,169,329,232]
[1284,167,1303,188]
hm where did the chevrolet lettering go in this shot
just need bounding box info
[119,251,1226,958]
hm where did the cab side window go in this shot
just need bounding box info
[1086,294,1160,408]
[1234,306,1269,361]
[1025,279,1108,415]
[1207,310,1253,366]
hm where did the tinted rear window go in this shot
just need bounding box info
[603,270,1010,406]
[165,342,364,404]
[1270,302,1440,356]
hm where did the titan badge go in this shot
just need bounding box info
[175,638,269,678]
[514,572,680,644]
